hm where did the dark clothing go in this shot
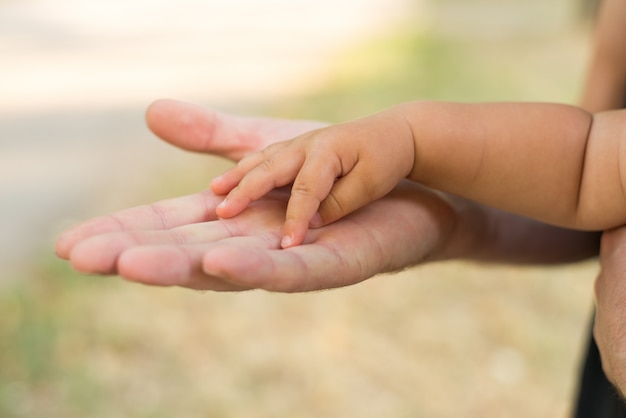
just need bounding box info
[573,46,626,414]
[574,324,626,417]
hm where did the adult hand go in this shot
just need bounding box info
[56,181,462,292]
[55,99,464,292]
[143,99,326,161]
[56,99,598,292]
[593,226,626,397]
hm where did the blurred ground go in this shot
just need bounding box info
[0,0,602,417]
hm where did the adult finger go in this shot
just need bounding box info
[117,244,245,291]
[145,99,327,161]
[67,221,235,275]
[119,234,281,290]
[201,186,437,292]
[55,190,222,259]
[202,243,348,293]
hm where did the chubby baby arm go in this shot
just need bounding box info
[401,101,626,231]
[211,108,416,247]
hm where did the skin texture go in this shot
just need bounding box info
[211,108,415,248]
[56,100,462,292]
[213,98,626,248]
[56,99,599,293]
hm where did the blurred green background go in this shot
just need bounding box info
[1,0,600,416]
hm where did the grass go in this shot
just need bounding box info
[1,1,599,417]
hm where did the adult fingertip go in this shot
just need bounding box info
[54,234,72,259]
[118,247,190,286]
[202,246,271,288]
[145,99,170,127]
[68,240,116,275]
[146,98,179,113]
[54,223,88,259]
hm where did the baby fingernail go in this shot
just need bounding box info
[281,235,292,248]
[210,174,223,187]
[217,198,228,210]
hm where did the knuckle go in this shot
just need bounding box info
[257,158,278,177]
[258,148,273,162]
[259,157,276,172]
[291,181,317,198]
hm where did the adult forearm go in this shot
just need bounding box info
[469,206,600,264]
[433,194,600,265]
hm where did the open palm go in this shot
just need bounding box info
[56,99,463,292]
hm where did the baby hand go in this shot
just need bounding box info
[211,109,415,248]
